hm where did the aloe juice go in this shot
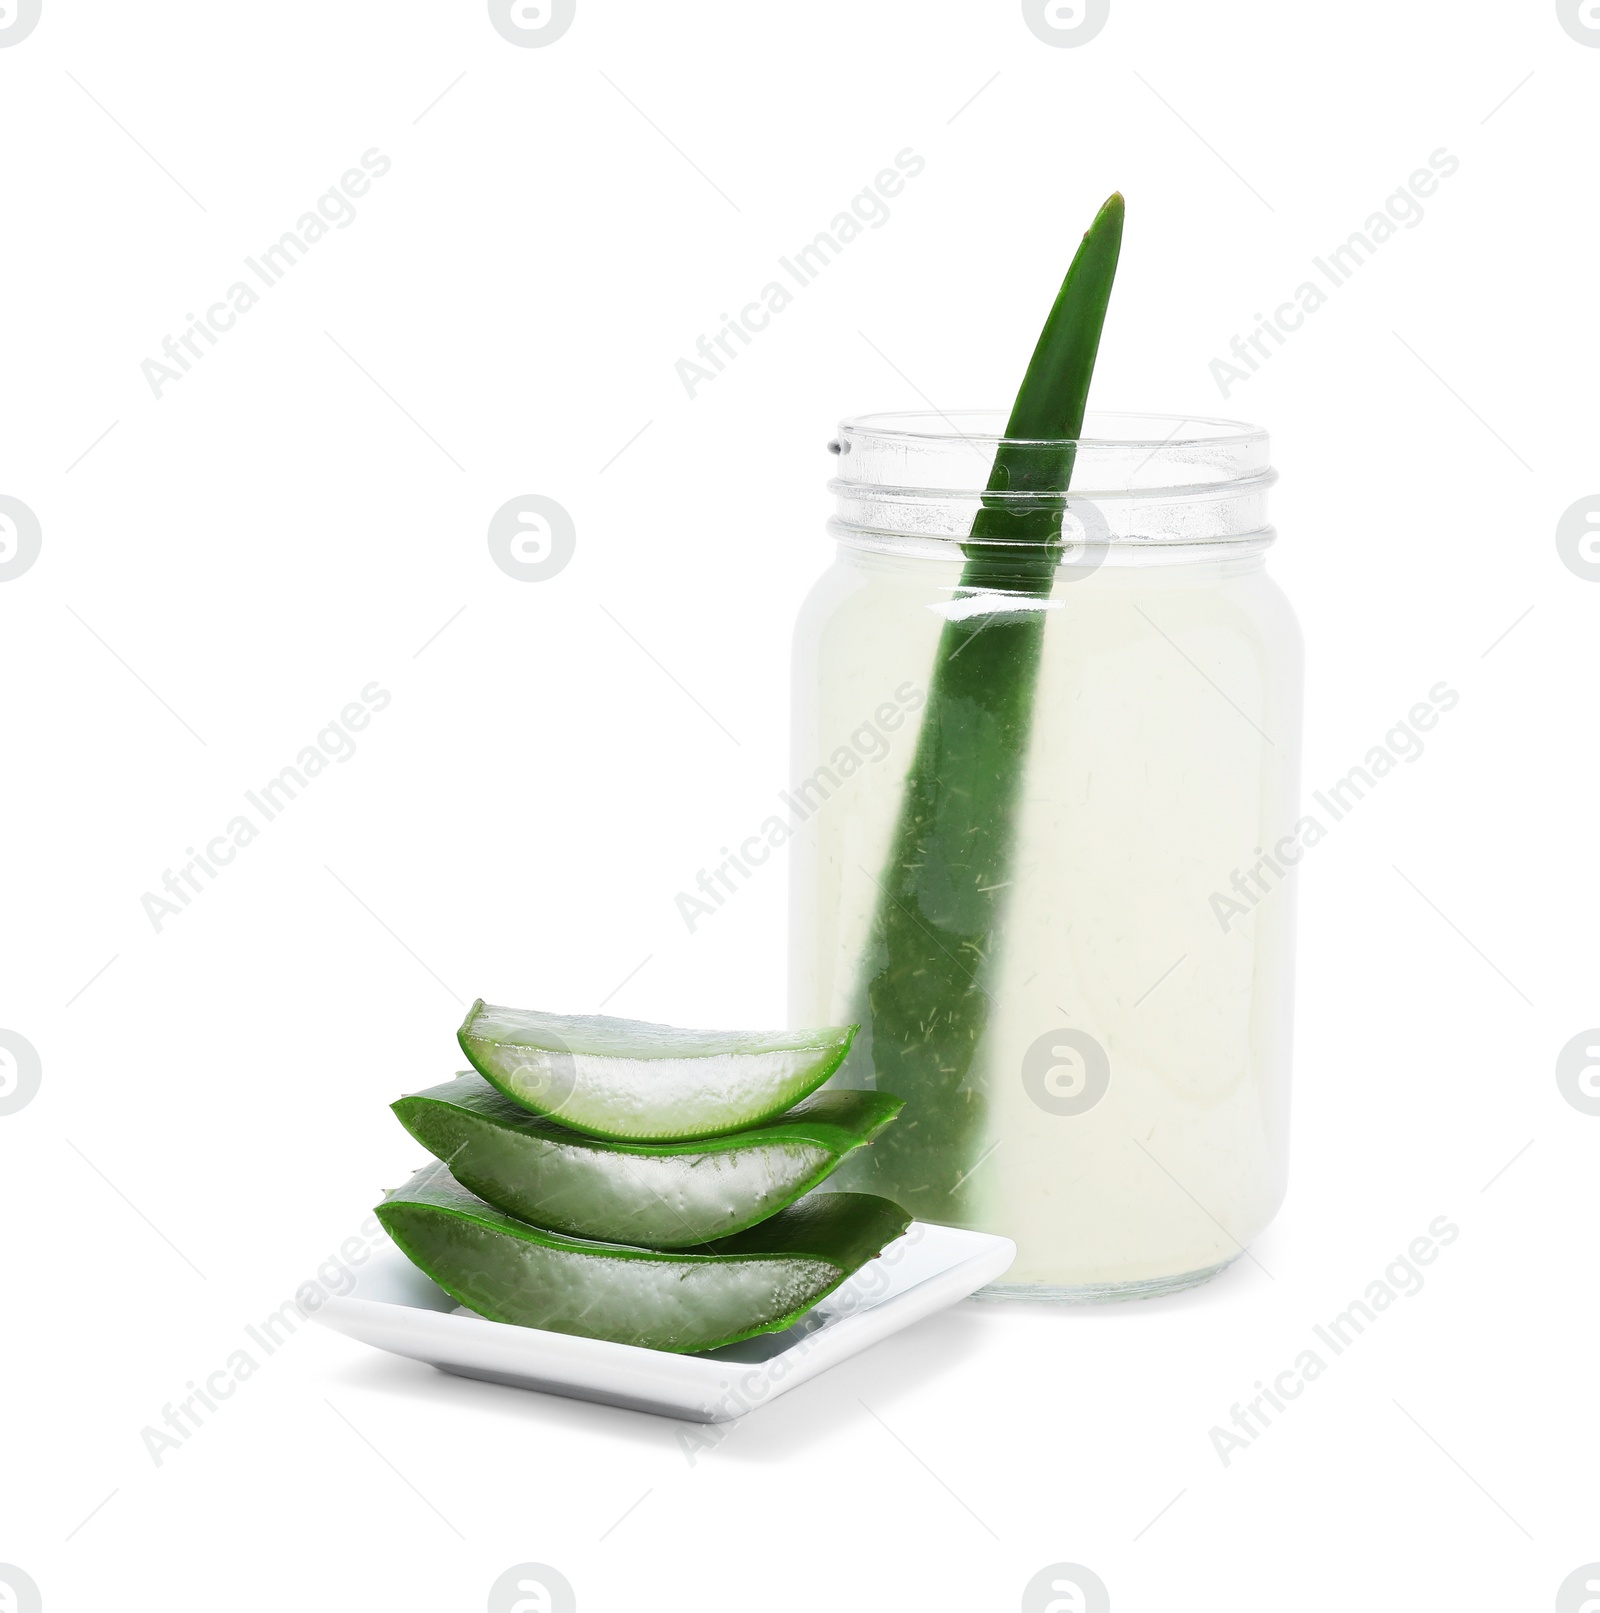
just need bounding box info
[790,415,1302,1298]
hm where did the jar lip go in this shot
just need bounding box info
[829,408,1275,556]
[834,408,1265,451]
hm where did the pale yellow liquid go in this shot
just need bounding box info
[790,546,1302,1295]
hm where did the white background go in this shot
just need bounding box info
[2,2,1596,1609]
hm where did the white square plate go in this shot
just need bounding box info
[314,1223,1014,1422]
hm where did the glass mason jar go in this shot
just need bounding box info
[789,411,1301,1301]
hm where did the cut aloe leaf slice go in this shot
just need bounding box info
[392,1074,904,1248]
[376,1161,913,1353]
[456,1000,857,1142]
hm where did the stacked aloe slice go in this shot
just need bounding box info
[376,1001,912,1353]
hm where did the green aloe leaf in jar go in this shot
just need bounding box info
[848,194,1125,1217]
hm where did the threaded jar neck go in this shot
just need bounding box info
[828,410,1276,565]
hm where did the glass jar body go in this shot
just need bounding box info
[789,490,1302,1299]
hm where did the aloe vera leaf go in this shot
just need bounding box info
[845,195,1125,1219]
[376,1162,912,1353]
[392,1074,903,1247]
[457,1000,857,1142]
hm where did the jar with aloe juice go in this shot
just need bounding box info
[789,412,1301,1301]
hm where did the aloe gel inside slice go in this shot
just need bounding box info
[393,1075,904,1247]
[376,1162,913,1353]
[457,1000,857,1142]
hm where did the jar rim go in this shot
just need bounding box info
[833,408,1265,452]
[828,408,1275,559]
